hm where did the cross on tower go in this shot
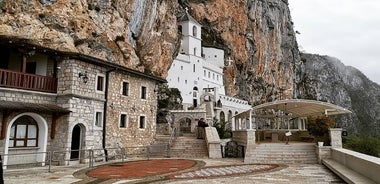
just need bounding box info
[226,57,233,66]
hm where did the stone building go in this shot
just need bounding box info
[166,12,251,131]
[0,36,165,167]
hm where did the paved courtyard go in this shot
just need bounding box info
[3,158,345,184]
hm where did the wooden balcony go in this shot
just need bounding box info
[0,69,57,93]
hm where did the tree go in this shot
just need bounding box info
[213,118,232,139]
[307,116,335,145]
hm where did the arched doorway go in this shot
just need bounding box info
[179,117,192,134]
[193,86,198,107]
[70,124,82,160]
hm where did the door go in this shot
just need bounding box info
[70,124,81,160]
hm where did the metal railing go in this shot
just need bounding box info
[168,127,178,147]
[1,144,171,172]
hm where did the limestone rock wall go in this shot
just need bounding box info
[1,0,300,106]
[295,53,380,137]
[183,0,300,105]
[0,0,179,77]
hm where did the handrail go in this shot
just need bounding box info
[0,68,57,93]
[1,144,172,172]
[168,127,178,147]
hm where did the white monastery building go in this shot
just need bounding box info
[167,12,251,124]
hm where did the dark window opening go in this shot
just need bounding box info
[26,62,36,74]
[122,82,129,96]
[97,76,104,91]
[139,116,145,129]
[141,86,147,99]
[120,114,127,128]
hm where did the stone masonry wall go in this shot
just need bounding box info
[106,71,158,148]
[55,59,106,151]
[0,88,56,104]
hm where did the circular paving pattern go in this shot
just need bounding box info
[87,159,197,179]
[169,164,279,179]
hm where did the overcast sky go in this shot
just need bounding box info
[288,0,380,85]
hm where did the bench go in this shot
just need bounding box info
[322,159,376,184]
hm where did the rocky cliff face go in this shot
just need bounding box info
[295,53,380,137]
[183,0,299,105]
[0,0,299,105]
[0,0,179,77]
[2,1,379,136]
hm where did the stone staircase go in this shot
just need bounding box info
[149,134,208,158]
[170,134,209,158]
[244,142,318,164]
[148,134,171,157]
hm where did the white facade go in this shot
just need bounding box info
[167,12,251,117]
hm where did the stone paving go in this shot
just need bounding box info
[169,164,278,179]
[3,158,345,184]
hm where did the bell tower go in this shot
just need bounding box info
[178,8,202,57]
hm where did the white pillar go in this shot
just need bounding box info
[249,109,252,130]
[232,117,235,131]
[329,128,343,148]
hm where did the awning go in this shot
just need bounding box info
[251,99,351,117]
[234,99,351,119]
[0,101,71,114]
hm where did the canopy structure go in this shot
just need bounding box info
[233,99,351,127]
[251,99,351,117]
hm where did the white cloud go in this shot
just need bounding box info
[289,0,380,84]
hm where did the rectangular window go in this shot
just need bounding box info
[139,116,145,129]
[141,86,147,99]
[96,75,105,92]
[95,111,103,127]
[120,114,127,128]
[122,82,129,96]
[193,64,195,72]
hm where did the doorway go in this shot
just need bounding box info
[70,124,81,160]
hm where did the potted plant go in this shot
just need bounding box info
[307,116,335,146]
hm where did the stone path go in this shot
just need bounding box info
[3,158,345,184]
[170,164,277,179]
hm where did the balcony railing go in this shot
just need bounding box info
[0,69,57,93]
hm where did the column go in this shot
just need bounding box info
[329,128,343,148]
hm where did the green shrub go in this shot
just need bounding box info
[307,116,335,145]
[343,136,380,157]
[213,118,231,139]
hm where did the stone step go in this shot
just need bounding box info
[168,135,208,158]
[245,143,318,164]
[249,159,318,164]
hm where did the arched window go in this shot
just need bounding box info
[9,115,38,147]
[220,111,225,123]
[193,86,198,98]
[192,26,197,37]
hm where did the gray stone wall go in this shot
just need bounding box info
[0,88,56,103]
[55,59,106,151]
[57,59,106,100]
[105,71,158,148]
[0,56,160,161]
